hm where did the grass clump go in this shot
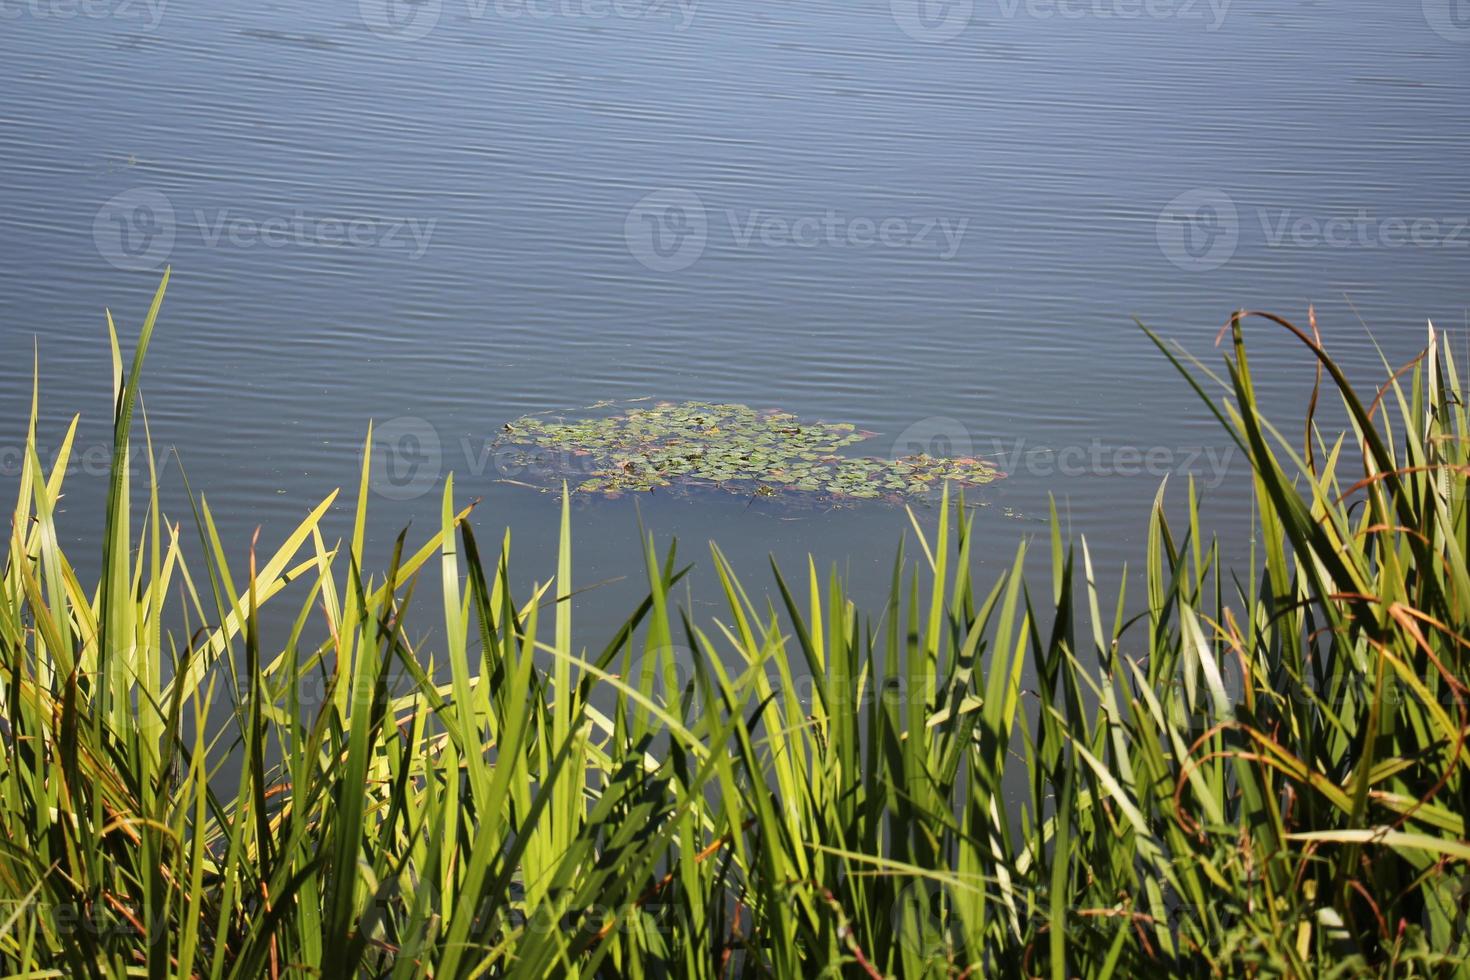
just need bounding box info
[1,275,1467,977]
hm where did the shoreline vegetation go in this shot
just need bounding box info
[2,274,1467,977]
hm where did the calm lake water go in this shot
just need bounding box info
[2,0,1468,634]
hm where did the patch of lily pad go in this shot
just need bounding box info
[493,401,1002,501]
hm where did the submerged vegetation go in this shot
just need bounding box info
[1,275,1468,977]
[493,399,1002,499]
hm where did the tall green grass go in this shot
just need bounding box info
[1,276,1466,977]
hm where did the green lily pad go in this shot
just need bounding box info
[492,400,1003,500]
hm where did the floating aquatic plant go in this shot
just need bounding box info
[492,400,1002,499]
[8,279,1466,976]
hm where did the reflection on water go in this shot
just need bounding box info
[1,0,1466,624]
